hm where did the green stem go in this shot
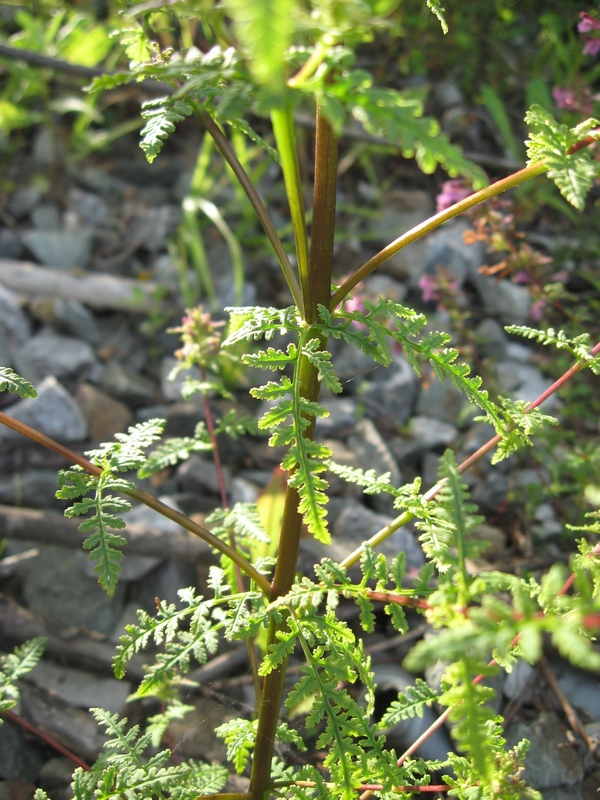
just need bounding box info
[330,161,547,309]
[271,104,310,318]
[198,109,303,313]
[0,410,271,595]
[249,105,339,800]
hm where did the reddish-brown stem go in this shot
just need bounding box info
[199,368,263,703]
[3,709,90,770]
[0,410,271,594]
[366,590,431,610]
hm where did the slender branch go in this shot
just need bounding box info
[0,41,170,94]
[330,161,548,309]
[340,341,600,570]
[331,131,599,309]
[197,110,303,313]
[3,709,90,770]
[0,410,271,594]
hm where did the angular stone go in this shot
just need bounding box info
[22,229,93,270]
[29,660,131,715]
[137,557,198,611]
[468,267,531,324]
[475,318,508,360]
[75,383,132,442]
[176,453,230,497]
[366,189,433,282]
[29,296,101,345]
[361,354,419,427]
[161,355,202,402]
[505,710,584,789]
[0,719,46,781]
[99,360,157,405]
[0,469,59,509]
[415,376,466,424]
[0,376,87,442]
[0,284,31,344]
[22,543,126,635]
[347,418,401,513]
[302,500,425,570]
[15,330,96,384]
[30,203,61,230]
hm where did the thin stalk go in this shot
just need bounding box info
[198,109,303,314]
[331,131,599,309]
[199,368,262,704]
[249,105,339,800]
[330,161,548,309]
[0,410,271,595]
[339,340,600,570]
[271,104,311,317]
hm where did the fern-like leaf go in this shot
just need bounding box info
[379,678,440,728]
[140,96,195,163]
[137,434,212,479]
[215,717,257,774]
[0,638,46,717]
[0,367,37,399]
[525,105,600,210]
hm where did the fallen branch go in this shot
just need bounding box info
[0,503,211,561]
[0,260,167,312]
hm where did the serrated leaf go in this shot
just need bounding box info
[525,105,600,210]
[0,367,37,399]
[140,96,194,163]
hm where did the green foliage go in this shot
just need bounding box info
[3,3,600,800]
[378,678,440,728]
[0,638,46,718]
[68,708,228,800]
[113,586,222,693]
[505,325,600,371]
[57,420,166,595]
[0,366,37,399]
[140,96,195,163]
[525,105,600,210]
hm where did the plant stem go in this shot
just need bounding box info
[271,103,311,317]
[330,161,548,309]
[339,340,600,570]
[249,105,339,800]
[198,109,303,314]
[0,410,271,595]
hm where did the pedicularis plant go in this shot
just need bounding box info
[2,2,600,799]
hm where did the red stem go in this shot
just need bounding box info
[3,709,90,770]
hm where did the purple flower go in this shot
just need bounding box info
[578,12,600,56]
[530,298,547,321]
[436,180,473,213]
[418,274,440,303]
[578,12,600,33]
[513,270,531,285]
[553,87,578,110]
[583,36,600,55]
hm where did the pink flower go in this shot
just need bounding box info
[513,270,531,285]
[578,12,600,33]
[583,37,600,55]
[436,180,473,213]
[578,12,600,56]
[418,274,440,303]
[553,87,578,110]
[418,273,459,310]
[530,298,547,321]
